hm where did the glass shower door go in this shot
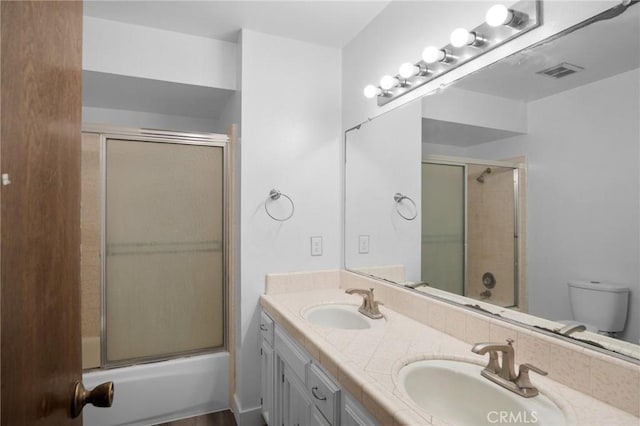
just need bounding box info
[421,163,466,295]
[104,138,225,365]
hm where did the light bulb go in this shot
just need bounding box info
[450,28,475,47]
[380,75,399,90]
[422,46,445,64]
[486,4,513,26]
[363,85,381,99]
[399,63,419,79]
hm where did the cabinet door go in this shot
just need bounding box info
[343,393,378,426]
[309,406,331,426]
[260,341,275,425]
[282,363,313,426]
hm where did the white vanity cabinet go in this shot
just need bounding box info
[280,362,335,426]
[261,310,378,426]
[342,393,378,426]
[260,311,276,425]
[275,325,319,426]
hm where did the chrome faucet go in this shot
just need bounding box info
[345,288,383,319]
[471,339,548,398]
[472,339,517,381]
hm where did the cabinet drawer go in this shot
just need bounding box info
[275,327,310,384]
[260,311,274,346]
[307,362,341,425]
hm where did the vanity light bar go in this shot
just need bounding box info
[365,0,541,106]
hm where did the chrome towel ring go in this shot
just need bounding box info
[394,192,417,221]
[265,189,295,221]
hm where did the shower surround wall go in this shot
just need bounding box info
[81,133,102,368]
[467,164,516,306]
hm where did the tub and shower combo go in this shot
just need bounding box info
[80,127,230,425]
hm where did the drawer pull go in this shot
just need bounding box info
[260,324,268,331]
[311,386,327,401]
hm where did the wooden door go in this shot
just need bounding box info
[1,1,83,424]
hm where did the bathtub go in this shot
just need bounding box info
[82,352,230,426]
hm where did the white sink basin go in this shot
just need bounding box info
[398,359,566,426]
[303,304,385,330]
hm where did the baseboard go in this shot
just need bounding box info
[232,393,264,426]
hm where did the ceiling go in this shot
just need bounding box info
[83,0,391,48]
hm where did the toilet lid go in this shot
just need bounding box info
[568,280,629,293]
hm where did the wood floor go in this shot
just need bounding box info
[156,410,237,426]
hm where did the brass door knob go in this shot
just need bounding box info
[71,380,114,418]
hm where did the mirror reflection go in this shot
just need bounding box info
[345,3,639,355]
[421,159,521,308]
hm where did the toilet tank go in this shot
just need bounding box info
[568,280,630,333]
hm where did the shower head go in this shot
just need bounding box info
[476,167,492,183]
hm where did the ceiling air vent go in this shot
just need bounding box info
[536,62,584,79]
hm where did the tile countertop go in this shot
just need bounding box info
[260,287,640,426]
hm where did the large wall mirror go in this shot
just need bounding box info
[345,2,640,360]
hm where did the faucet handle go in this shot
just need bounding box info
[519,363,547,377]
[516,363,548,394]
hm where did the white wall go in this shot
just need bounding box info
[423,141,469,158]
[453,69,640,344]
[236,29,341,422]
[82,17,238,132]
[422,87,527,134]
[527,69,639,344]
[82,106,221,133]
[343,0,618,129]
[345,100,422,281]
[83,16,237,89]
[219,92,242,134]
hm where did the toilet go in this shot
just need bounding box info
[561,280,630,337]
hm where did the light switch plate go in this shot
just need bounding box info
[358,235,370,254]
[311,236,323,256]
